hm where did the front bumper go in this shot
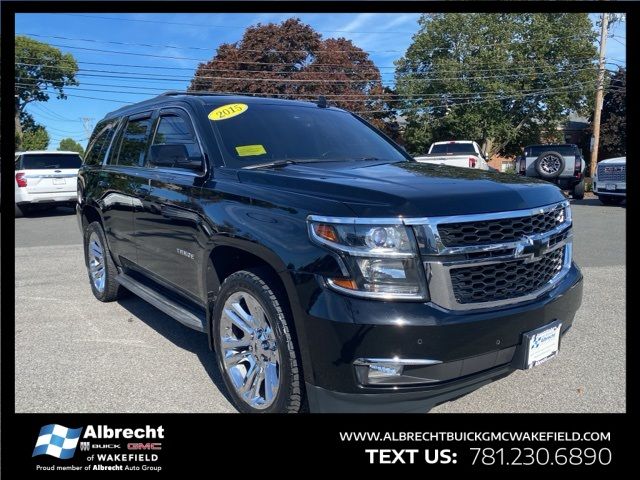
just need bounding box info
[593,180,626,196]
[298,264,583,413]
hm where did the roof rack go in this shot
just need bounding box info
[159,90,238,97]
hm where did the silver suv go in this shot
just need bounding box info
[516,144,586,199]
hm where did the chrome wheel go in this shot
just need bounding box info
[539,155,561,174]
[219,291,281,409]
[88,232,106,293]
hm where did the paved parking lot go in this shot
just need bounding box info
[15,199,625,413]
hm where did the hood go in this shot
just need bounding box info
[237,160,566,217]
[598,157,626,165]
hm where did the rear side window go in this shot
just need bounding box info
[115,116,152,167]
[20,154,82,170]
[84,121,116,166]
[527,146,578,157]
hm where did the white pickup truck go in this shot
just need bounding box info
[414,140,490,170]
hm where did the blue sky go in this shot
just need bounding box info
[15,12,626,150]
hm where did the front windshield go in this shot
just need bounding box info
[207,102,408,167]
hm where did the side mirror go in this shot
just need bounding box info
[149,144,202,171]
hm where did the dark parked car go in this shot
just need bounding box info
[516,144,586,199]
[77,92,583,413]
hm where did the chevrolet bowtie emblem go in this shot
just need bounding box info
[515,236,550,262]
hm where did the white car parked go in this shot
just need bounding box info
[414,140,490,170]
[15,150,82,217]
[593,156,626,206]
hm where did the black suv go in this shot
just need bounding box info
[516,144,587,199]
[77,92,583,413]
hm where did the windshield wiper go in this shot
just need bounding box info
[242,159,345,170]
[242,160,298,170]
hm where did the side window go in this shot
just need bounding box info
[149,113,203,171]
[84,121,116,166]
[115,116,152,167]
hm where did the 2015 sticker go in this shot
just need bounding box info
[208,103,248,121]
[235,145,267,156]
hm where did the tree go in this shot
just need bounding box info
[15,36,79,149]
[395,13,598,156]
[189,18,394,134]
[599,68,625,159]
[58,138,85,155]
[21,126,50,151]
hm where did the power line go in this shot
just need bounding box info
[17,31,598,55]
[16,77,604,100]
[16,53,622,74]
[16,81,606,109]
[31,102,79,122]
[30,42,610,70]
[15,64,601,86]
[57,13,419,35]
[351,84,603,114]
[15,73,604,99]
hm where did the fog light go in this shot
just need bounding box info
[353,357,441,386]
[354,359,403,385]
[368,363,404,379]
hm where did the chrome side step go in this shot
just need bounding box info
[116,273,205,332]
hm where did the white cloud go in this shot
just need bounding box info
[338,13,378,33]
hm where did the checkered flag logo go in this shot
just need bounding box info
[32,424,84,459]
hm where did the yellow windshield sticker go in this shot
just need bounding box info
[208,103,248,121]
[235,144,267,157]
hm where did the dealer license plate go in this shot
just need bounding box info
[525,321,561,369]
[605,184,616,191]
[53,178,66,185]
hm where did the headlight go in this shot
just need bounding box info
[307,217,428,300]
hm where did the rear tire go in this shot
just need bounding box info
[212,268,303,413]
[83,221,126,302]
[599,195,624,206]
[572,179,585,200]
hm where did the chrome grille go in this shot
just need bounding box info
[598,164,625,182]
[408,200,573,311]
[437,204,565,247]
[450,248,564,304]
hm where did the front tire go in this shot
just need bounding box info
[83,221,126,302]
[212,268,303,413]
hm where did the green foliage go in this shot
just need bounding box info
[395,13,598,156]
[58,138,85,155]
[585,180,593,192]
[15,36,78,149]
[599,68,626,158]
[15,36,79,107]
[22,127,50,151]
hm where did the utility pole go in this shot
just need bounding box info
[81,117,95,140]
[589,12,609,178]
